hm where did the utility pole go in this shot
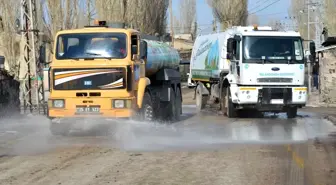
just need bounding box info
[169,0,174,47]
[87,0,91,25]
[305,0,312,95]
[212,17,217,32]
[20,0,45,115]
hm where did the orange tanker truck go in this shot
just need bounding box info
[41,21,183,135]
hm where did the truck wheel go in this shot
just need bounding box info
[175,87,182,121]
[140,92,154,122]
[49,122,70,136]
[226,87,237,118]
[163,88,177,122]
[286,106,297,119]
[196,85,207,112]
[220,87,227,115]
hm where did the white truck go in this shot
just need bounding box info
[189,25,308,118]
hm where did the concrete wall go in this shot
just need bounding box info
[319,49,336,104]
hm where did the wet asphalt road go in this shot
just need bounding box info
[0,96,335,184]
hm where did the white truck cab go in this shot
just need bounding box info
[190,25,310,118]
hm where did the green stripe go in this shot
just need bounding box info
[191,69,213,80]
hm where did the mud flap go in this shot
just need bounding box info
[193,82,209,100]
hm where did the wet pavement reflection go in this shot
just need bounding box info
[0,105,335,153]
[112,105,336,151]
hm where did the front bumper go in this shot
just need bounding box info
[48,108,134,119]
[47,97,136,119]
[231,86,307,106]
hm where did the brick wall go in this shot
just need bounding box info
[319,49,336,104]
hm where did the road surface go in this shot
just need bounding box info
[0,88,335,185]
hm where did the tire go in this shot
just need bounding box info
[49,121,70,136]
[286,106,297,119]
[175,87,182,121]
[162,88,177,122]
[195,85,207,112]
[220,87,227,116]
[225,87,237,118]
[140,92,154,122]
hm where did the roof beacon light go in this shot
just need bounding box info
[253,24,258,30]
[93,20,107,26]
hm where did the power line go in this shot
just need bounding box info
[249,0,280,15]
[249,0,274,12]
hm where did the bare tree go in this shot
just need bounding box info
[0,0,20,78]
[173,15,181,34]
[323,0,336,35]
[267,19,284,31]
[42,0,81,42]
[179,0,196,34]
[95,0,169,36]
[95,0,120,22]
[247,14,259,25]
[207,0,248,30]
[289,0,308,39]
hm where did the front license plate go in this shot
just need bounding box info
[270,99,284,104]
[76,106,100,113]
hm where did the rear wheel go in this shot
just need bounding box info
[175,87,182,121]
[195,85,207,112]
[140,92,154,122]
[161,88,177,122]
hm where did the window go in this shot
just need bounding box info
[55,33,127,60]
[235,40,240,60]
[243,36,304,64]
[131,35,138,56]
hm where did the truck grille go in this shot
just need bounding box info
[53,68,125,90]
[257,78,293,83]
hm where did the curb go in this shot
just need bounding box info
[325,115,336,126]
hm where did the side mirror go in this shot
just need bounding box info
[309,41,316,55]
[140,41,147,59]
[227,38,235,53]
[39,43,46,64]
[227,38,235,60]
[0,56,5,69]
[309,41,316,61]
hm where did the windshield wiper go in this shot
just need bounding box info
[67,57,79,61]
[287,59,300,64]
[255,59,274,64]
[85,52,102,56]
[84,52,113,60]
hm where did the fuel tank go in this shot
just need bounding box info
[143,39,180,77]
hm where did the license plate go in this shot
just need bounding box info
[76,106,100,113]
[270,99,284,104]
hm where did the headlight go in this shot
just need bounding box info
[113,100,125,108]
[53,99,64,108]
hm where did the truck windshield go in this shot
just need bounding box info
[56,33,127,60]
[243,36,304,64]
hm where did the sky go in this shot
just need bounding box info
[170,0,292,34]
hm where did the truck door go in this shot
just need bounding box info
[131,34,144,91]
[229,35,241,80]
